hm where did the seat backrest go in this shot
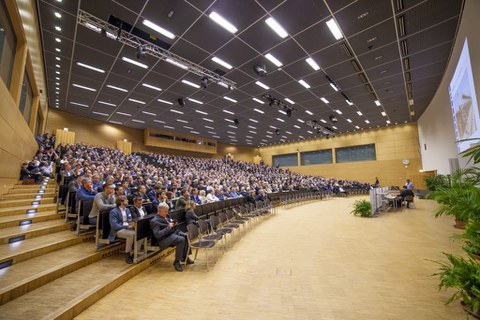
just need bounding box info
[79,199,94,225]
[66,190,77,213]
[405,195,414,202]
[136,214,154,241]
[197,219,209,235]
[209,215,220,230]
[218,211,228,224]
[187,224,200,241]
[99,208,112,239]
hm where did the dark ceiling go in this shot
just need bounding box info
[37,0,464,147]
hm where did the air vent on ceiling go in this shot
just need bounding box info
[340,42,353,58]
[405,72,412,82]
[351,60,361,72]
[395,0,404,12]
[401,40,409,56]
[403,57,410,70]
[359,73,368,83]
[397,15,406,37]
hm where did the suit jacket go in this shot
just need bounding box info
[130,205,147,219]
[175,196,187,210]
[150,214,182,251]
[185,209,200,226]
[108,207,133,242]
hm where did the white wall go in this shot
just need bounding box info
[418,0,480,174]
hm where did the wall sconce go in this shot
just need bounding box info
[123,139,128,142]
[402,159,410,168]
[63,128,69,131]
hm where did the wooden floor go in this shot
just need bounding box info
[76,197,465,320]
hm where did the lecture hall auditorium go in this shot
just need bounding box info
[0,0,478,319]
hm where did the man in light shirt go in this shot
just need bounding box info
[89,184,115,225]
[206,189,220,203]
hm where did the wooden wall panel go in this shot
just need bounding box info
[116,140,132,154]
[260,123,424,188]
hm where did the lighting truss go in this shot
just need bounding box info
[261,94,295,115]
[77,10,237,89]
[306,120,334,135]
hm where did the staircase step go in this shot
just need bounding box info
[0,203,58,218]
[0,252,154,320]
[0,211,62,229]
[1,192,56,200]
[0,197,55,208]
[0,242,120,306]
[9,186,56,194]
[0,219,71,244]
[0,230,93,267]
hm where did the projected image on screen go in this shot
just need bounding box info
[449,38,480,153]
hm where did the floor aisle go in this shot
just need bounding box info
[76,197,465,320]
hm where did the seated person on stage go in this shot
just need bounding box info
[185,200,200,226]
[400,186,415,208]
[190,188,202,205]
[174,189,189,210]
[150,203,194,272]
[131,196,148,219]
[109,196,135,264]
[89,184,116,225]
[206,189,219,203]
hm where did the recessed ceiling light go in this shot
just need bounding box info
[55,71,60,74]
[69,101,89,108]
[329,83,339,91]
[249,119,258,123]
[357,111,363,116]
[265,53,283,67]
[217,82,230,89]
[142,83,162,91]
[92,111,109,116]
[209,11,238,33]
[176,119,188,123]
[284,98,295,104]
[326,18,343,40]
[305,110,313,115]
[170,109,184,115]
[320,119,327,123]
[154,120,166,124]
[307,131,313,134]
[381,111,386,116]
[54,12,62,18]
[269,125,277,129]
[365,120,370,124]
[223,96,237,103]
[346,99,353,106]
[225,119,234,123]
[165,125,175,130]
[347,118,352,123]
[122,57,148,69]
[252,97,265,104]
[332,126,337,130]
[386,120,391,124]
[182,79,200,89]
[278,110,286,115]
[227,131,236,135]
[117,112,132,116]
[374,100,381,106]
[188,98,203,105]
[208,131,217,134]
[265,17,288,38]
[131,119,145,123]
[195,109,208,115]
[248,125,256,129]
[157,98,173,105]
[203,118,214,122]
[212,56,233,69]
[55,64,61,68]
[55,37,61,42]
[266,135,273,138]
[298,79,311,89]
[297,119,304,123]
[223,109,234,115]
[255,81,270,90]
[305,57,320,71]
[84,22,101,33]
[228,125,237,129]
[266,131,273,134]
[320,97,329,104]
[55,48,61,52]
[72,83,96,92]
[205,126,215,130]
[249,131,257,134]
[76,62,105,73]
[285,131,292,134]
[54,26,62,32]
[213,135,221,139]
[190,131,200,135]
[184,126,193,130]
[142,111,157,116]
[97,101,117,107]
[142,19,175,39]
[128,98,146,105]
[107,84,128,92]
[166,58,188,70]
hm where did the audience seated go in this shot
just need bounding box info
[190,188,202,205]
[76,178,97,214]
[89,184,116,225]
[174,189,189,210]
[184,200,200,226]
[400,186,415,208]
[206,189,220,203]
[131,196,148,219]
[109,196,136,264]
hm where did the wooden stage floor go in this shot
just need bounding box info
[76,196,465,320]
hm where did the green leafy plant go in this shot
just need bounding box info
[459,138,480,165]
[431,253,480,317]
[425,174,450,192]
[429,183,480,222]
[461,221,480,257]
[350,199,372,218]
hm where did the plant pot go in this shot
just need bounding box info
[455,219,467,229]
[461,301,480,319]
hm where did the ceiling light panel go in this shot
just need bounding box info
[265,17,288,38]
[326,18,343,40]
[209,12,238,33]
[305,57,320,71]
[142,19,175,39]
[265,53,283,67]
[212,56,233,69]
[122,57,148,69]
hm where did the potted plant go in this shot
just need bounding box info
[350,199,372,218]
[432,253,480,319]
[459,221,480,260]
[429,183,480,228]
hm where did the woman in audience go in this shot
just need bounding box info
[184,201,200,227]
[198,190,207,204]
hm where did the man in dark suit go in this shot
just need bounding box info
[131,197,147,219]
[400,186,415,208]
[150,203,193,271]
[174,189,189,210]
[109,196,135,264]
